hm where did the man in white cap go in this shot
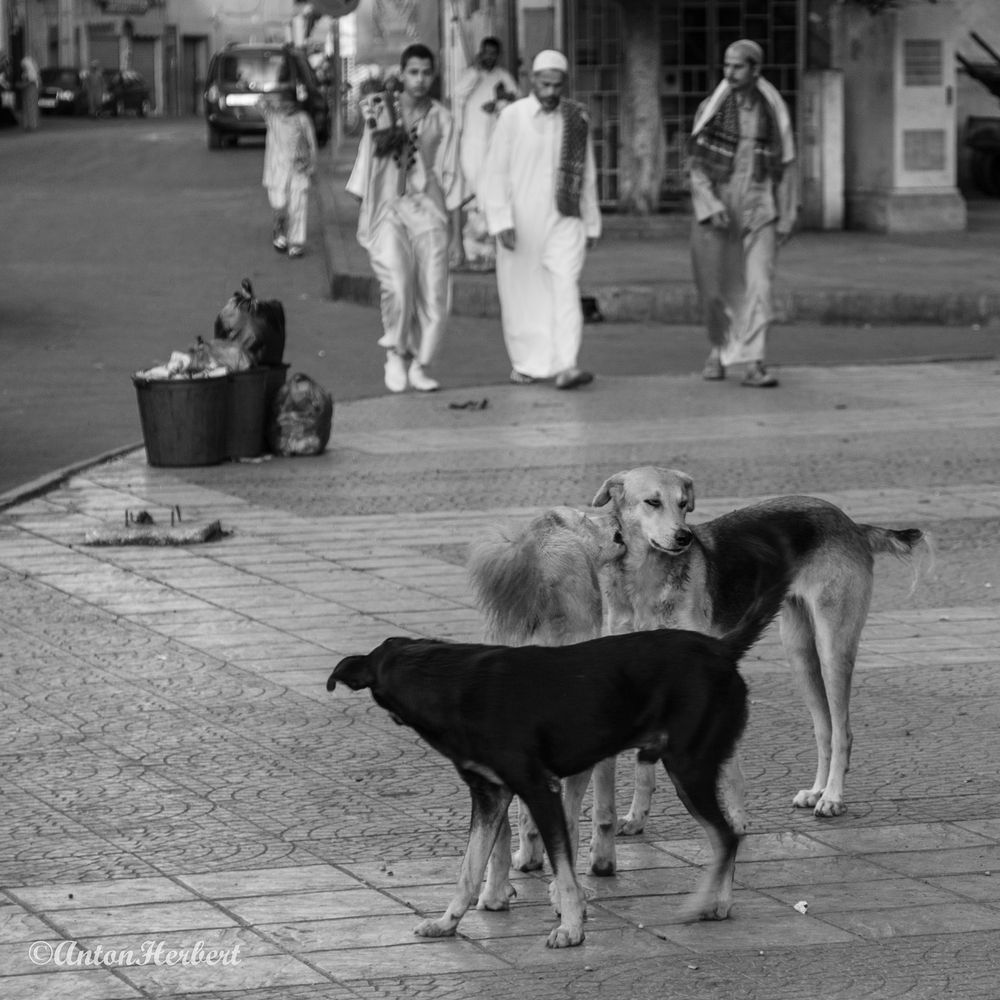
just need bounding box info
[689,39,797,387]
[482,49,601,389]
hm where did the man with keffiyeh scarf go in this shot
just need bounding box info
[483,49,601,390]
[689,39,798,388]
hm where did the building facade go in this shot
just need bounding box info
[6,0,993,230]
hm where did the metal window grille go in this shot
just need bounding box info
[569,0,801,211]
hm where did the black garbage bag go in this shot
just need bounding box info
[214,278,286,366]
[267,373,334,456]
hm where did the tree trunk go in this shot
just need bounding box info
[617,0,665,214]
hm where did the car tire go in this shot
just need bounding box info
[208,124,223,150]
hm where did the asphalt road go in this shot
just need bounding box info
[1,115,995,498]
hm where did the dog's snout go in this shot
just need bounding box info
[674,528,693,549]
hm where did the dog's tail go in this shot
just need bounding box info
[468,510,603,646]
[862,524,924,558]
[718,574,790,663]
[327,653,374,692]
[861,524,934,593]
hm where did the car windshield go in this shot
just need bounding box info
[41,69,78,88]
[219,52,288,92]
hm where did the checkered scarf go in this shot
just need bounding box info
[689,79,794,185]
[556,99,590,218]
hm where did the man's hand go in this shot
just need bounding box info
[497,228,516,251]
[709,209,731,230]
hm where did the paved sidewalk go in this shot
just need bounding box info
[2,359,1000,999]
[316,137,1000,328]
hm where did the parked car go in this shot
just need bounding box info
[37,67,88,115]
[203,43,331,150]
[102,69,151,116]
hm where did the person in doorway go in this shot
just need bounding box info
[262,62,318,260]
[482,49,601,390]
[17,55,40,132]
[86,60,104,118]
[346,43,463,393]
[688,38,797,388]
[454,36,518,269]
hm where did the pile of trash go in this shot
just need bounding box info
[133,277,334,459]
[135,278,283,381]
[136,339,252,381]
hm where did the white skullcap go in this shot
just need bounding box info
[726,39,764,65]
[532,49,568,74]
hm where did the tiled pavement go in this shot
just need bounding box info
[2,361,1000,999]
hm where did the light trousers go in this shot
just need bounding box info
[691,219,777,367]
[268,172,310,246]
[366,206,450,366]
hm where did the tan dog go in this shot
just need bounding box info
[591,466,927,845]
[466,506,623,902]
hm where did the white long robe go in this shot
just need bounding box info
[455,65,519,203]
[482,94,601,379]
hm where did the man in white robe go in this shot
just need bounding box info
[482,49,601,389]
[454,37,519,270]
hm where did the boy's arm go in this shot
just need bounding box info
[346,126,374,200]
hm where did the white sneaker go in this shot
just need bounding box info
[408,361,439,392]
[384,352,408,393]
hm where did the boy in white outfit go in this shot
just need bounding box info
[347,44,463,393]
[263,70,318,259]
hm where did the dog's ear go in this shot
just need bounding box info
[592,472,627,508]
[328,653,374,692]
[680,472,695,513]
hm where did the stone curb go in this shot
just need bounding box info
[0,442,144,513]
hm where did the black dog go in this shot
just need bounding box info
[328,593,782,948]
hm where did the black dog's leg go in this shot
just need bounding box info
[664,760,741,921]
[414,772,512,938]
[588,757,618,875]
[519,782,587,948]
[479,810,516,911]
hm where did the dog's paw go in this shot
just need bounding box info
[589,825,617,876]
[589,855,616,877]
[681,897,733,922]
[413,917,458,938]
[813,795,847,818]
[512,847,544,872]
[792,787,822,809]
[618,812,647,836]
[545,923,585,948]
[476,883,516,911]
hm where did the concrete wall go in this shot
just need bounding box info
[839,8,896,194]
